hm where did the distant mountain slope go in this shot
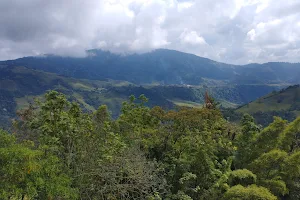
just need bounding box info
[0,65,131,128]
[237,85,300,113]
[2,49,300,85]
[236,85,300,126]
[0,65,284,129]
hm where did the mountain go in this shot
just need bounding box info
[2,49,300,85]
[2,48,300,128]
[0,65,284,129]
[236,85,300,126]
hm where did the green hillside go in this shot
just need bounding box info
[236,85,300,126]
[0,65,285,129]
[0,66,130,127]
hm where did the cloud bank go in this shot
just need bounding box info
[0,0,300,64]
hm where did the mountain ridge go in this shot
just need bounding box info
[0,65,286,129]
[1,48,300,128]
[2,49,300,85]
[4,48,300,65]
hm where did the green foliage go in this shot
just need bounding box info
[223,185,277,200]
[228,169,257,187]
[252,117,287,159]
[0,131,41,199]
[281,151,300,199]
[12,91,166,199]
[144,106,236,199]
[2,90,300,199]
[250,150,287,180]
[249,150,289,197]
[94,104,110,124]
[235,114,260,168]
[260,179,288,197]
[0,129,76,199]
[279,117,300,152]
[89,147,166,199]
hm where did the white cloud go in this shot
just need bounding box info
[177,1,194,12]
[0,0,300,64]
[247,29,256,41]
[180,30,207,45]
[255,0,269,13]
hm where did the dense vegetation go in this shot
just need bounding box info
[1,90,300,199]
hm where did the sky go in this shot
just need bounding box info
[0,0,300,64]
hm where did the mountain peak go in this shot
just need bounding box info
[1,49,300,85]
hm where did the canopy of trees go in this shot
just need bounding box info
[1,90,300,199]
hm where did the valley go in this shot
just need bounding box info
[0,58,290,128]
[1,49,299,128]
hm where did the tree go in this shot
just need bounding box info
[145,106,235,199]
[282,151,300,199]
[6,90,300,199]
[279,117,300,152]
[0,129,76,199]
[252,117,287,159]
[224,185,277,200]
[85,147,167,199]
[235,114,259,168]
[16,91,93,173]
[14,91,167,199]
[249,150,288,197]
[228,169,257,187]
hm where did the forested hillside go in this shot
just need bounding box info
[236,85,300,126]
[0,65,284,129]
[2,49,300,85]
[2,48,299,129]
[1,91,300,199]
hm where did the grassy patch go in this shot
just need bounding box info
[170,99,203,108]
[237,85,300,114]
[70,82,94,91]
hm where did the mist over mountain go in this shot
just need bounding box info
[2,49,300,85]
[1,48,298,129]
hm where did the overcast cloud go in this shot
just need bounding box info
[0,0,300,64]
